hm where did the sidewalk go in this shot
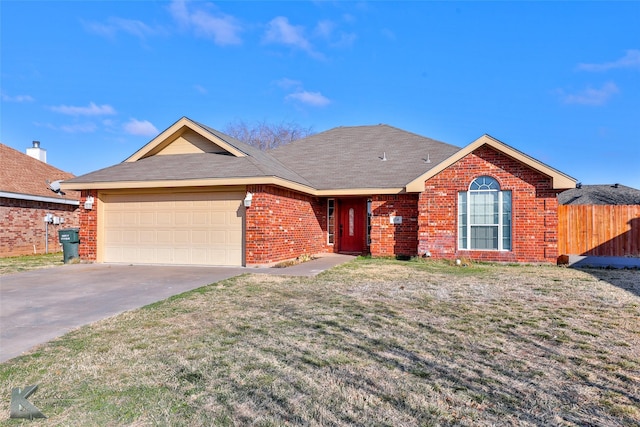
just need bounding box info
[568,255,640,269]
[256,253,356,276]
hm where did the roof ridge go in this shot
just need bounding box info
[195,120,314,187]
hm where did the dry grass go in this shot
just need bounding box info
[0,253,63,276]
[1,258,639,426]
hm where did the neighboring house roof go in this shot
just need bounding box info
[62,116,576,194]
[558,184,640,205]
[0,142,80,205]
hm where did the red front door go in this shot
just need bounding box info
[338,198,366,253]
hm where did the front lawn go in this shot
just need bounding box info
[0,253,63,276]
[1,258,638,426]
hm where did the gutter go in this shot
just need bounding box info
[0,191,80,206]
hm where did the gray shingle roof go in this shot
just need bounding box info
[195,121,312,186]
[558,184,640,205]
[65,120,314,187]
[269,124,461,190]
[65,121,462,192]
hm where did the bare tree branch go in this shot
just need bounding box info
[224,119,314,150]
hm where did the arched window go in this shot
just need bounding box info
[458,176,511,251]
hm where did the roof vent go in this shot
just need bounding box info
[381,152,387,161]
[614,183,620,188]
[576,182,582,189]
[424,153,431,163]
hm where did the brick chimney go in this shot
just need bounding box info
[26,140,47,163]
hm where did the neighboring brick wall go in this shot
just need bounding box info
[418,145,560,263]
[245,185,328,265]
[78,190,98,260]
[369,194,419,257]
[0,197,79,257]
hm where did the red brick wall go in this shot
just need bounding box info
[78,190,98,260]
[369,194,419,257]
[245,185,328,265]
[0,197,79,257]
[418,145,560,263]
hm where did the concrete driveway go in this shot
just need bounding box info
[0,254,354,363]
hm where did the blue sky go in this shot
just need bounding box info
[2,1,639,189]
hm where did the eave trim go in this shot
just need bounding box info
[0,191,80,206]
[60,177,407,197]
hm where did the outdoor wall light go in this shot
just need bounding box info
[243,192,253,207]
[84,196,94,210]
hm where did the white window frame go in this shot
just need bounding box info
[458,176,511,251]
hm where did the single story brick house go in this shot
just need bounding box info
[62,117,576,266]
[1,142,80,257]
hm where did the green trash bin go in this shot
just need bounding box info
[58,228,80,264]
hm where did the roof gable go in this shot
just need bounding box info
[62,117,314,191]
[406,134,576,192]
[0,142,80,201]
[126,117,248,161]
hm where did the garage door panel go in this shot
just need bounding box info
[121,211,136,225]
[123,231,137,244]
[174,231,191,244]
[210,230,227,245]
[192,231,208,244]
[157,212,173,225]
[139,230,155,243]
[104,246,123,260]
[139,212,153,225]
[193,212,208,225]
[122,247,137,260]
[102,191,244,266]
[174,248,190,264]
[105,212,122,226]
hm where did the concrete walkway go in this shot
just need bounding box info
[568,255,640,269]
[0,254,354,363]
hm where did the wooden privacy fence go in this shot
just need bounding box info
[558,205,640,257]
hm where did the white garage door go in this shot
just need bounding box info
[101,191,244,266]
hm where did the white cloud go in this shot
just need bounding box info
[381,28,396,41]
[314,19,356,48]
[276,78,303,90]
[264,16,322,58]
[83,17,164,40]
[169,0,242,46]
[315,20,335,39]
[276,78,330,107]
[558,82,619,106]
[33,121,97,133]
[1,92,34,103]
[194,84,208,94]
[60,123,98,133]
[124,118,158,136]
[286,91,330,107]
[50,102,117,116]
[577,49,640,72]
